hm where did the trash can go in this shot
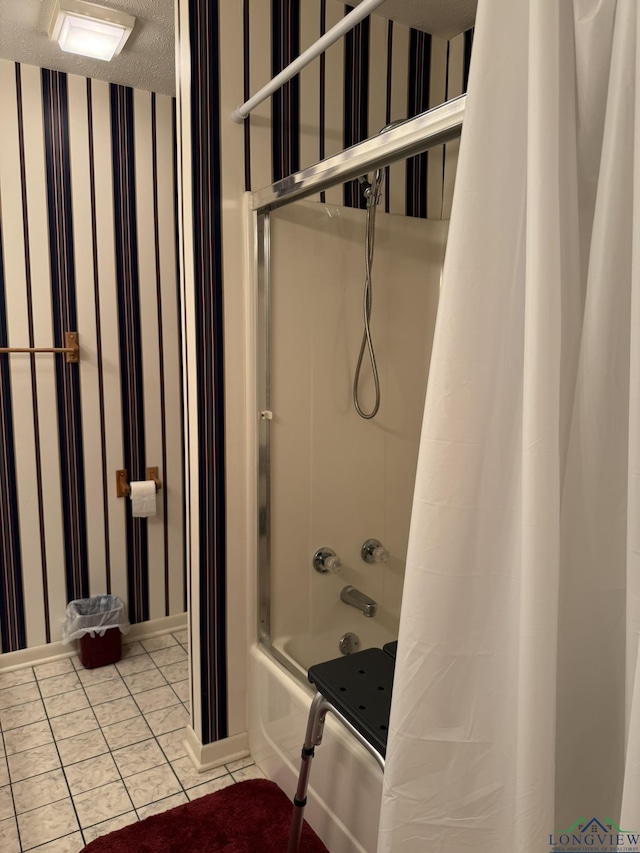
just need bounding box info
[62,595,130,669]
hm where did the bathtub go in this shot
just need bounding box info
[248,619,397,853]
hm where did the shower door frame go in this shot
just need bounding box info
[252,95,466,676]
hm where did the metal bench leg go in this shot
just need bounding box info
[287,692,333,853]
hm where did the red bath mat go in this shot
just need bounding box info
[80,779,329,853]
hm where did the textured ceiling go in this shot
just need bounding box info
[335,0,477,39]
[0,0,175,95]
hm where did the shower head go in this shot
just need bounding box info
[358,175,373,197]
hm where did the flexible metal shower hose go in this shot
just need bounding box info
[353,170,384,419]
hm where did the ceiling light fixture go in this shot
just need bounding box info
[49,0,135,62]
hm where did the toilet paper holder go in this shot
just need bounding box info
[116,467,162,498]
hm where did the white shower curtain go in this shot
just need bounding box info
[378,1,640,851]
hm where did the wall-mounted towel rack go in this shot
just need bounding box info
[0,331,80,363]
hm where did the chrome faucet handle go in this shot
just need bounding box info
[313,547,342,574]
[361,538,389,564]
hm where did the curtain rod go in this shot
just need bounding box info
[231,0,386,123]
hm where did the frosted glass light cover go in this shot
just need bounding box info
[58,14,126,60]
[49,0,135,62]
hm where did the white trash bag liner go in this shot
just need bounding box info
[62,595,130,643]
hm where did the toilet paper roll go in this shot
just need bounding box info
[130,480,157,518]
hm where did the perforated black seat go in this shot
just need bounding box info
[288,648,395,852]
[308,648,394,756]
[383,640,398,660]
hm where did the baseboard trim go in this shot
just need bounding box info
[184,727,250,773]
[0,613,188,673]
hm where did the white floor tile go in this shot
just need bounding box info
[149,647,187,668]
[63,752,120,796]
[12,767,69,815]
[0,785,14,821]
[3,719,53,756]
[101,715,153,750]
[50,708,99,742]
[0,815,20,853]
[83,678,128,706]
[170,755,228,790]
[231,764,267,782]
[136,791,188,820]
[81,810,138,843]
[38,673,81,699]
[57,730,108,767]
[123,763,182,809]
[0,699,46,732]
[43,690,89,720]
[7,743,61,783]
[115,655,155,677]
[140,634,178,653]
[0,669,34,690]
[171,680,189,703]
[120,641,146,659]
[133,685,180,715]
[0,682,40,710]
[122,669,167,695]
[33,831,85,852]
[225,756,254,773]
[156,729,187,761]
[93,696,140,727]
[158,660,189,683]
[34,659,75,681]
[186,774,235,801]
[76,665,119,688]
[73,779,133,829]
[144,704,189,736]
[112,738,166,778]
[171,630,188,646]
[17,798,79,850]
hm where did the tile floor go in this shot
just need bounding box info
[0,630,265,852]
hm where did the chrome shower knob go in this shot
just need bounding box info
[361,538,389,564]
[313,547,342,574]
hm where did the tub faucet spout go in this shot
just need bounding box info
[340,585,377,617]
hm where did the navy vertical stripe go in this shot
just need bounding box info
[110,83,149,624]
[272,0,300,182]
[151,93,171,616]
[463,27,475,93]
[343,5,370,209]
[384,20,393,214]
[86,78,112,595]
[243,0,252,192]
[41,68,90,604]
[16,65,50,641]
[189,0,228,744]
[319,0,326,204]
[406,29,431,218]
[172,97,188,615]
[0,216,27,652]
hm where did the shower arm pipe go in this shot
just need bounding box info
[231,0,386,123]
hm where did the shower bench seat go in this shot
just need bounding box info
[287,646,396,853]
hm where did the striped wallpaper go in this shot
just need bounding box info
[0,59,185,652]
[243,1,473,218]
[178,1,474,749]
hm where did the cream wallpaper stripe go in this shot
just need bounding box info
[0,60,185,651]
[90,77,129,606]
[0,63,31,649]
[20,63,66,646]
